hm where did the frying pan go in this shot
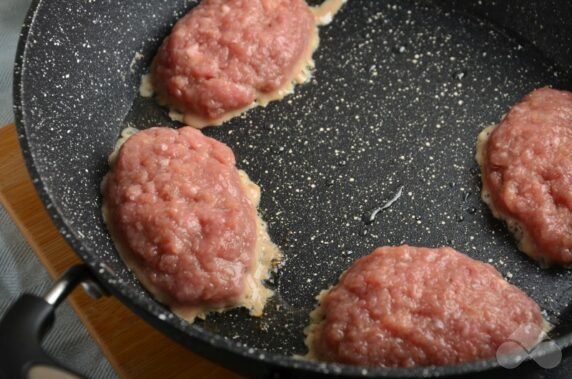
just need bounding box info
[1,0,572,377]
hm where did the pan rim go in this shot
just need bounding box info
[11,0,572,377]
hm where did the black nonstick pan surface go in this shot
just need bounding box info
[12,0,572,377]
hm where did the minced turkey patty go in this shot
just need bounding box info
[149,0,317,128]
[477,87,572,267]
[305,245,543,367]
[102,127,280,321]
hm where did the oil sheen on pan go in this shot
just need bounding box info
[140,0,346,128]
[304,245,545,367]
[476,87,572,267]
[101,127,281,322]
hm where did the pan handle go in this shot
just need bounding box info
[0,265,107,379]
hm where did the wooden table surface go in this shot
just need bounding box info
[0,124,241,379]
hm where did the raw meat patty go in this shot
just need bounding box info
[305,245,543,367]
[102,127,280,321]
[148,0,317,128]
[476,87,572,266]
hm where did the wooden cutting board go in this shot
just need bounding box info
[0,124,241,379]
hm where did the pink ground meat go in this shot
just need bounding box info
[104,127,257,308]
[307,245,542,367]
[151,0,315,121]
[482,87,572,265]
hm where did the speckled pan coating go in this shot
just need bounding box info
[13,0,572,377]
